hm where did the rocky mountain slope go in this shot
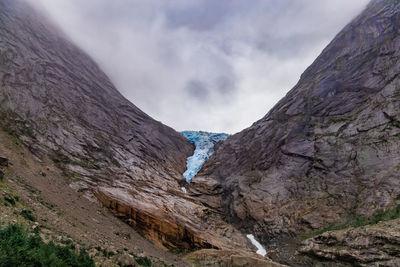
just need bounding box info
[193,0,400,263]
[300,218,400,266]
[0,0,278,263]
[3,0,400,265]
[0,129,187,266]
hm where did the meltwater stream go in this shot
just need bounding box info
[181,131,229,182]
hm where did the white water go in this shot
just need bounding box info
[246,234,267,256]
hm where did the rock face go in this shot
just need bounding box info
[300,219,400,266]
[0,0,191,174]
[196,0,400,246]
[0,0,254,254]
[5,0,400,265]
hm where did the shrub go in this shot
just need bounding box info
[3,195,16,206]
[20,209,36,222]
[135,256,152,266]
[0,224,94,267]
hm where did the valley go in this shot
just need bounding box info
[1,0,400,266]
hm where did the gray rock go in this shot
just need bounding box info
[300,219,400,266]
[0,0,254,255]
[197,0,400,251]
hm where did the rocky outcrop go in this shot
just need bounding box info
[195,0,400,247]
[96,188,217,250]
[300,219,400,266]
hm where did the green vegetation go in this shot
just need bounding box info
[37,196,55,211]
[3,195,17,206]
[167,246,191,255]
[0,224,94,267]
[0,111,36,140]
[101,248,115,258]
[304,204,400,239]
[135,256,152,267]
[19,209,36,222]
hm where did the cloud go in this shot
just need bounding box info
[185,79,210,100]
[28,0,369,133]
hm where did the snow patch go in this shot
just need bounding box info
[181,187,187,193]
[181,131,228,182]
[246,234,267,257]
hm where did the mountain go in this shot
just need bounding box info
[3,0,400,265]
[0,0,282,265]
[192,0,400,263]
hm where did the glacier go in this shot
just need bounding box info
[181,131,229,182]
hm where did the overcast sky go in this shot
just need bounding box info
[30,0,369,133]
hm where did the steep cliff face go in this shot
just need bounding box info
[196,0,400,242]
[0,0,191,175]
[0,0,255,254]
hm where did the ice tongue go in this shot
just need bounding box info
[181,131,228,182]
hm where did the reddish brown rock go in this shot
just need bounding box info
[96,189,216,250]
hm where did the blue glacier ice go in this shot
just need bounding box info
[181,131,229,182]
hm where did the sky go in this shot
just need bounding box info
[29,0,369,134]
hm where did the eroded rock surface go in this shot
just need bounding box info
[196,0,400,251]
[300,219,400,266]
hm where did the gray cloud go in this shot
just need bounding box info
[28,0,369,133]
[186,79,210,100]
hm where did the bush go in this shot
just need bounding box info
[3,195,16,206]
[19,209,36,222]
[0,224,94,267]
[135,256,152,266]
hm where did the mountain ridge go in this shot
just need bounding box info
[0,0,260,259]
[3,0,400,265]
[193,0,400,263]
